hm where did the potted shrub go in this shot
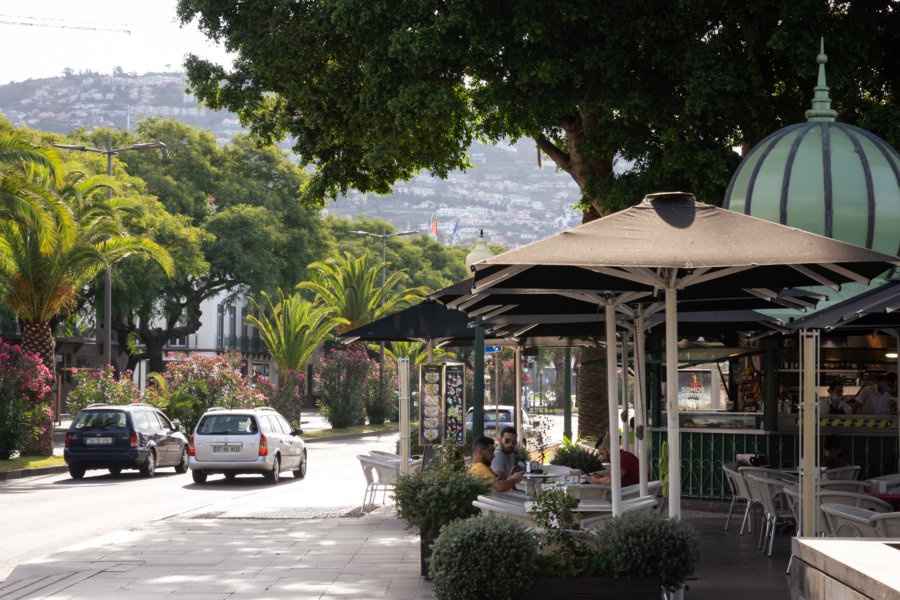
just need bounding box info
[393,460,492,576]
[596,510,701,594]
[429,515,537,600]
[528,489,700,598]
[549,437,605,474]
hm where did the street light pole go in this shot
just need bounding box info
[52,138,166,367]
[349,226,418,413]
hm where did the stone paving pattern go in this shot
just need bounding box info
[1,510,434,600]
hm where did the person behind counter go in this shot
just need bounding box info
[469,436,524,492]
[819,380,851,415]
[851,372,897,415]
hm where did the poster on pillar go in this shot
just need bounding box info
[419,363,444,446]
[444,363,466,445]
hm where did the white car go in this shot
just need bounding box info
[465,405,533,437]
[189,407,307,484]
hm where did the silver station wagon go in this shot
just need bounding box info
[189,407,307,484]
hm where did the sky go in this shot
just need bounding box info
[0,1,233,84]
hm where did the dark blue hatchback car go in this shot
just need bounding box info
[64,403,189,479]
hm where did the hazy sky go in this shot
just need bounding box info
[0,1,232,84]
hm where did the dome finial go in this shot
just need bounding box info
[805,37,838,122]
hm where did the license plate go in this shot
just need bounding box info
[212,444,241,453]
[85,437,113,444]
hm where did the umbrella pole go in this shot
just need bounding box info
[635,312,649,498]
[665,287,681,519]
[622,333,630,453]
[515,348,523,445]
[606,303,622,516]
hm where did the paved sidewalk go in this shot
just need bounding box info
[1,509,434,600]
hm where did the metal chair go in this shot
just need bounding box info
[745,474,795,557]
[820,503,879,537]
[870,512,900,538]
[723,462,753,533]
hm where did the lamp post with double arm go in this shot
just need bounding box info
[52,138,166,366]
[348,226,418,413]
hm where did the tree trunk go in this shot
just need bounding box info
[20,321,55,456]
[577,345,608,440]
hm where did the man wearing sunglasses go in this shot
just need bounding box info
[491,427,522,479]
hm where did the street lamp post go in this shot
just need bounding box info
[348,226,418,412]
[52,137,166,366]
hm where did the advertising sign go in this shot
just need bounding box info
[678,369,714,410]
[419,364,444,446]
[443,363,465,444]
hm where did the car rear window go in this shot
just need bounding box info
[73,410,127,430]
[197,414,258,435]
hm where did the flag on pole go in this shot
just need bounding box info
[431,219,438,237]
[452,218,459,236]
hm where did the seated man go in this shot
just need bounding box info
[469,436,525,492]
[491,426,520,478]
[588,433,641,487]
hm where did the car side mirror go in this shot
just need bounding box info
[292,428,304,436]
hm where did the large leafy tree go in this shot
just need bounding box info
[178,0,900,436]
[68,119,328,371]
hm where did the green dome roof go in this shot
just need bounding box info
[723,42,900,257]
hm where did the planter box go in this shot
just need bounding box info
[526,577,662,599]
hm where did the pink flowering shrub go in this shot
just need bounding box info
[151,352,267,434]
[368,359,398,425]
[0,339,53,459]
[256,369,306,428]
[316,348,374,428]
[66,365,148,416]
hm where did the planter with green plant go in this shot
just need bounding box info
[429,515,537,600]
[527,488,698,598]
[549,436,605,474]
[393,460,492,576]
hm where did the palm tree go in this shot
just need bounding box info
[0,123,62,251]
[297,252,424,333]
[383,341,453,366]
[0,166,174,374]
[245,289,348,376]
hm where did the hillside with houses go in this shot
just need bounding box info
[0,70,586,247]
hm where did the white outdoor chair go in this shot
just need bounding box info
[578,495,658,530]
[355,454,402,514]
[820,503,879,537]
[369,450,423,473]
[870,512,900,538]
[818,479,870,494]
[472,497,536,527]
[822,465,861,480]
[745,473,795,557]
[723,462,753,533]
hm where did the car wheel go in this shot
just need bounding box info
[139,449,156,477]
[293,449,307,479]
[264,456,280,484]
[174,447,189,474]
[108,467,122,476]
[69,466,85,479]
[224,472,236,481]
[192,470,207,484]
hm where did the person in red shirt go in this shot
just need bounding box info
[588,433,641,487]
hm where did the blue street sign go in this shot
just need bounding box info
[485,345,502,353]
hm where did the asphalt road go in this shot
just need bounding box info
[0,433,399,583]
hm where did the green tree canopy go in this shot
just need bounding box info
[179,0,899,213]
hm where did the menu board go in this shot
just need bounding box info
[444,364,465,444]
[419,364,444,446]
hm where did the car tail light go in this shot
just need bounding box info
[259,433,268,456]
[189,434,195,456]
[129,430,139,448]
[65,432,70,448]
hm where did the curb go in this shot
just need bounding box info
[0,464,68,481]
[302,427,399,443]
